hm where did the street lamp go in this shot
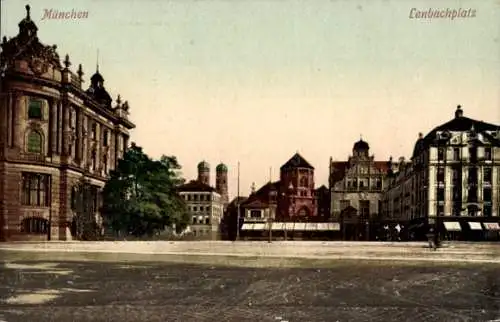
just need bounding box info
[236,161,241,241]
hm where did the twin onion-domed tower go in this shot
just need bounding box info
[197,161,229,206]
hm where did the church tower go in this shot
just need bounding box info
[197,161,210,185]
[216,163,229,206]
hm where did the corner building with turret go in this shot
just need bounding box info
[0,6,135,241]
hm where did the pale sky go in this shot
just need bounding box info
[2,0,500,199]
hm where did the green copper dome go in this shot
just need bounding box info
[216,163,228,172]
[197,160,210,170]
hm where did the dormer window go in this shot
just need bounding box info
[28,98,43,119]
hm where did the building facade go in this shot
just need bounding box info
[0,6,135,241]
[383,106,500,240]
[236,153,340,240]
[178,181,223,240]
[329,139,391,240]
[177,161,226,239]
[277,153,317,221]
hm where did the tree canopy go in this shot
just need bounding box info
[101,143,190,237]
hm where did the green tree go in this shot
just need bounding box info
[101,143,190,238]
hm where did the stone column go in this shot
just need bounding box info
[94,122,100,173]
[57,100,63,154]
[62,102,70,156]
[12,92,24,149]
[49,99,58,155]
[76,108,83,162]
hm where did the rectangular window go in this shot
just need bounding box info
[452,168,460,184]
[437,168,445,183]
[192,217,197,224]
[484,188,492,202]
[103,155,108,174]
[468,187,477,202]
[483,205,492,217]
[250,210,262,218]
[437,148,445,161]
[468,168,478,185]
[28,99,43,119]
[21,173,50,206]
[453,148,460,161]
[484,168,492,183]
[359,200,370,218]
[103,130,109,146]
[484,147,492,160]
[91,151,97,171]
[469,147,477,163]
[91,123,97,140]
[437,205,444,216]
[205,217,210,224]
[437,187,445,201]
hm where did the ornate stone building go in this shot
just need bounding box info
[382,106,500,241]
[0,6,135,241]
[329,139,391,240]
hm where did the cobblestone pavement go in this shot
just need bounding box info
[0,254,499,322]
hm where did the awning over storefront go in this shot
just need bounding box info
[294,223,307,231]
[271,222,284,231]
[484,223,500,231]
[241,223,253,231]
[443,222,461,231]
[253,223,266,230]
[241,222,341,232]
[468,222,483,230]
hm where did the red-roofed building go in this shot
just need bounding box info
[329,139,394,240]
[240,153,322,223]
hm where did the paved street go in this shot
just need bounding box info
[0,251,499,322]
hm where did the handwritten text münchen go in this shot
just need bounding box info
[42,9,89,20]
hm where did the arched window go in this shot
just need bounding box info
[20,217,48,234]
[27,131,42,153]
[300,176,308,187]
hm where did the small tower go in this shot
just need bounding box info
[216,163,229,206]
[353,137,370,158]
[197,161,210,186]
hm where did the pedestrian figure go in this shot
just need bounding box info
[426,228,437,251]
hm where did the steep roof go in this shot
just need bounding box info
[281,153,314,170]
[412,106,500,159]
[241,181,279,208]
[177,180,216,193]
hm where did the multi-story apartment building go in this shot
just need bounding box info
[0,6,135,241]
[380,158,414,239]
[383,105,500,240]
[329,139,391,240]
[177,161,225,239]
